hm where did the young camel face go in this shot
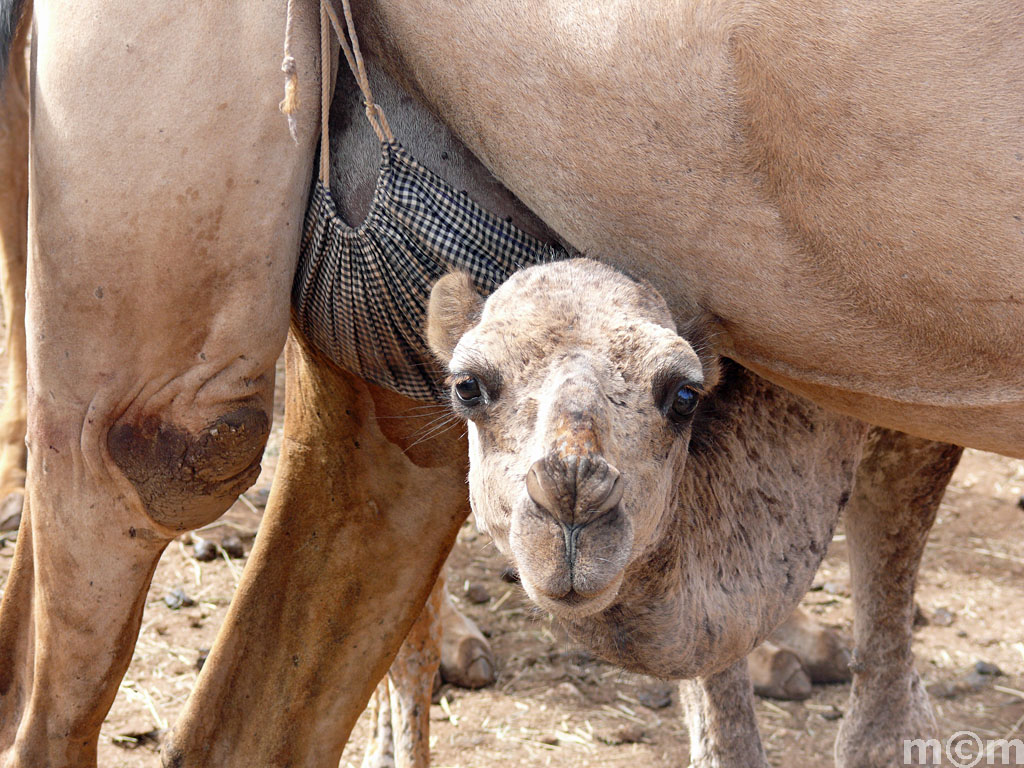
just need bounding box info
[428,259,719,621]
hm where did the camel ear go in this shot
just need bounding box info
[427,272,484,364]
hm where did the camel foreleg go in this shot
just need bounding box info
[835,428,962,768]
[162,334,470,767]
[680,659,768,768]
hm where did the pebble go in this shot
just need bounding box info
[974,660,1004,677]
[932,607,955,627]
[192,538,218,562]
[0,493,23,532]
[465,583,491,604]
[538,734,559,746]
[605,725,646,745]
[927,681,961,700]
[963,670,990,691]
[164,587,195,610]
[220,535,245,559]
[823,581,845,596]
[637,685,674,710]
[819,706,843,721]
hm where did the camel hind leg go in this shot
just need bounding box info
[361,564,497,768]
[363,573,444,768]
[835,428,962,768]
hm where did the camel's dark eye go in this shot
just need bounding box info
[454,376,483,405]
[669,385,700,422]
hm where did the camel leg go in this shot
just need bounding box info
[362,590,441,768]
[0,6,28,532]
[378,571,444,768]
[162,334,470,767]
[361,681,397,768]
[767,606,851,684]
[680,658,768,768]
[835,428,962,768]
[361,565,495,768]
[0,2,320,764]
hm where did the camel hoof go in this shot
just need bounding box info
[836,670,938,768]
[806,644,853,684]
[440,635,496,689]
[0,489,24,532]
[752,649,812,701]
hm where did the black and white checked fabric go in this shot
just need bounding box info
[292,141,567,401]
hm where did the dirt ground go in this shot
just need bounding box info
[1,355,1022,768]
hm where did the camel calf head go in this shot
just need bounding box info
[428,259,719,620]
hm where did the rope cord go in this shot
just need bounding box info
[280,0,300,142]
[319,0,332,185]
[322,0,394,144]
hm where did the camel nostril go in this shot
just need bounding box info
[595,468,623,514]
[526,461,557,515]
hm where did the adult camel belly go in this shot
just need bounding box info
[360,0,1024,457]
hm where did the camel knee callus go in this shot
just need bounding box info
[108,405,270,531]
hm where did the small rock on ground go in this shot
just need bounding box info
[637,685,674,710]
[603,725,646,745]
[220,535,245,559]
[192,538,218,562]
[932,607,956,626]
[0,492,23,531]
[164,587,195,610]
[974,660,1003,676]
[465,583,491,604]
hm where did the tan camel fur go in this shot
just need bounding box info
[0,1,1016,767]
[427,258,962,767]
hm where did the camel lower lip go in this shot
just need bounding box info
[548,589,595,606]
[529,573,624,619]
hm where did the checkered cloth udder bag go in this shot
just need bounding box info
[290,0,566,401]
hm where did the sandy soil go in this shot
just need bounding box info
[1,356,1022,768]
